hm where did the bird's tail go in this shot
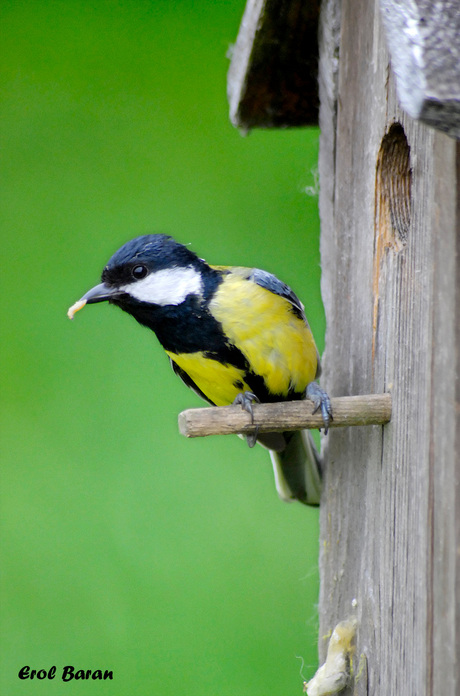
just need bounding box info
[268,430,323,506]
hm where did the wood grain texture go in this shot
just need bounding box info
[318,0,459,693]
[178,394,391,438]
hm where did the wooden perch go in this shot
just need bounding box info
[178,393,391,439]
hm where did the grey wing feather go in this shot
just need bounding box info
[249,268,307,321]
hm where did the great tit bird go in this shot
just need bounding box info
[68,234,331,505]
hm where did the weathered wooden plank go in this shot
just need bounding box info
[379,0,460,138]
[227,0,320,130]
[428,135,459,696]
[318,0,459,693]
[455,140,460,691]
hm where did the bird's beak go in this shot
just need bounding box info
[81,282,121,304]
[67,283,122,319]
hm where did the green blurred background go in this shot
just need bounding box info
[1,1,323,694]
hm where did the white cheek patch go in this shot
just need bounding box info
[120,266,202,306]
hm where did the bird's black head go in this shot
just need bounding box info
[101,234,201,289]
[70,234,211,315]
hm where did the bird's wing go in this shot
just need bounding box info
[248,267,307,321]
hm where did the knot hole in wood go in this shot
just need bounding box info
[375,122,412,248]
[372,122,411,365]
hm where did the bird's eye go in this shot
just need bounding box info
[132,265,148,280]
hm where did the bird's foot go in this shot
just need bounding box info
[233,391,260,448]
[306,383,333,434]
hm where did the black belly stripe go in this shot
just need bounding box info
[241,370,305,403]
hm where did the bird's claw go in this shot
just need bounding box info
[306,382,333,434]
[233,391,260,448]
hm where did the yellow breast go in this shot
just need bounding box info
[209,273,319,398]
